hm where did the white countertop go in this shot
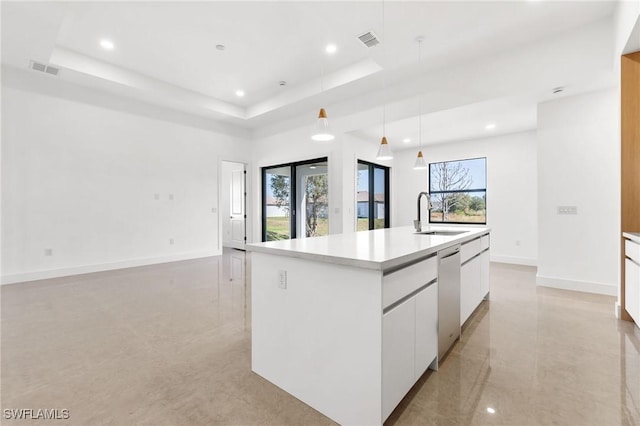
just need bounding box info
[624,232,640,244]
[247,226,490,271]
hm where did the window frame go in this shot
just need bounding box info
[428,156,487,225]
[356,159,390,230]
[261,157,328,242]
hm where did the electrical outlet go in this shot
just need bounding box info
[169,238,174,245]
[334,207,340,214]
[515,240,521,246]
[278,270,287,289]
[169,194,174,201]
[154,193,160,200]
[212,207,217,213]
[44,248,53,256]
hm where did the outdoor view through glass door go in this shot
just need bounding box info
[357,160,390,230]
[262,158,329,241]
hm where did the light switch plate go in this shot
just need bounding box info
[557,206,578,215]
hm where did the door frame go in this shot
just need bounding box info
[218,159,250,253]
[357,159,390,230]
[261,157,328,242]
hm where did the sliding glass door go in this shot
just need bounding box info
[262,157,329,241]
[357,160,390,231]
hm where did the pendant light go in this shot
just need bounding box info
[311,53,334,142]
[414,37,427,170]
[376,0,393,160]
[311,108,334,142]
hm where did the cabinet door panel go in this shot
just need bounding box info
[382,298,415,421]
[480,251,490,299]
[415,283,438,378]
[625,259,640,323]
[461,256,480,325]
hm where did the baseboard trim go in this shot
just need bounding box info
[1,251,219,285]
[536,274,617,296]
[490,255,537,266]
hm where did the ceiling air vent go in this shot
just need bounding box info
[29,60,60,77]
[45,66,59,76]
[356,31,380,48]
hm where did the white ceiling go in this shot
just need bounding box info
[1,1,619,143]
[352,96,538,149]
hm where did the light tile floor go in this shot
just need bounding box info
[1,250,639,425]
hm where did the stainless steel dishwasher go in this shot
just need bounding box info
[438,244,461,360]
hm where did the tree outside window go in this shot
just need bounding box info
[429,158,486,224]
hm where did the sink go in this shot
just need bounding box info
[416,230,466,236]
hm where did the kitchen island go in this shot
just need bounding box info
[247,225,490,425]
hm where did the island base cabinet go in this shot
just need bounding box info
[382,283,438,421]
[461,256,481,325]
[382,297,416,420]
[480,250,490,299]
[625,258,640,324]
[415,283,438,378]
[461,248,490,326]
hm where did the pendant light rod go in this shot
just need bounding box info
[376,0,394,161]
[414,36,427,170]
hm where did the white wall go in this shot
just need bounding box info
[537,88,618,296]
[615,0,640,56]
[392,131,538,266]
[1,84,249,284]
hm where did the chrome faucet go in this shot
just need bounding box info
[415,192,432,232]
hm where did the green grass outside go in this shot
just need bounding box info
[429,211,486,223]
[267,216,389,240]
[266,216,329,240]
[357,218,385,231]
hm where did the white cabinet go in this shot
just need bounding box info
[461,255,481,324]
[625,258,640,325]
[625,238,640,325]
[382,282,438,421]
[382,297,416,420]
[480,250,490,299]
[460,234,490,326]
[414,283,438,378]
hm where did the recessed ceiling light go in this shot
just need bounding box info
[403,138,411,143]
[100,39,114,50]
[235,90,245,97]
[325,44,337,54]
[216,44,225,51]
[487,407,496,414]
[485,123,496,130]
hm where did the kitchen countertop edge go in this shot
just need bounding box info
[247,226,491,271]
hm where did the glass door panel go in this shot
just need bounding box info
[296,161,329,237]
[357,162,370,231]
[264,166,291,241]
[373,167,387,229]
[357,160,390,230]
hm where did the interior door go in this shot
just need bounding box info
[229,167,246,250]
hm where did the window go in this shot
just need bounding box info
[357,160,390,230]
[262,157,329,241]
[429,157,486,224]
